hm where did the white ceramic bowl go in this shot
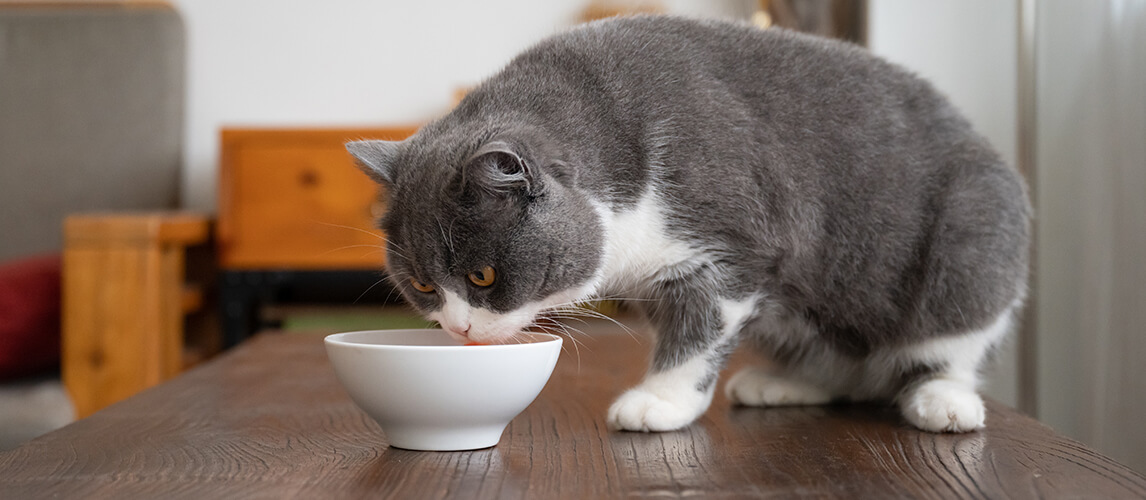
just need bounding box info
[324,329,562,451]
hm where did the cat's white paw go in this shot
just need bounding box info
[900,378,985,433]
[607,387,709,432]
[724,367,833,407]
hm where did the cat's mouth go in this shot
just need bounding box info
[432,307,538,345]
[441,325,532,345]
[430,283,600,345]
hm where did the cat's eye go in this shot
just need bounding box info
[409,277,435,293]
[468,266,496,287]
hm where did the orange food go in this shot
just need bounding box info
[464,342,488,346]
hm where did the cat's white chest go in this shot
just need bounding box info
[590,190,708,294]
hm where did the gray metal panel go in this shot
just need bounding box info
[0,4,184,260]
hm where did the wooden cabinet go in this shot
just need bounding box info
[63,212,210,418]
[216,128,418,344]
[218,128,417,270]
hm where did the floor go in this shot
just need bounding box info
[0,375,74,451]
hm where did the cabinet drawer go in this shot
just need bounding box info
[218,128,417,270]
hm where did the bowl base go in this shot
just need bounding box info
[383,424,507,451]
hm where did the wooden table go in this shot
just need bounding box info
[3,321,1145,498]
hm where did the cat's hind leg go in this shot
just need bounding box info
[724,367,834,407]
[607,290,757,432]
[899,378,986,433]
[895,304,1015,433]
[724,308,839,407]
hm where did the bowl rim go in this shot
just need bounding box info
[324,328,562,351]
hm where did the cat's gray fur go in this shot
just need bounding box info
[348,16,1030,433]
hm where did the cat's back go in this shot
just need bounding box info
[502,15,923,108]
[469,15,965,168]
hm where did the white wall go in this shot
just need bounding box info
[175,0,579,210]
[868,0,1018,167]
[172,0,752,211]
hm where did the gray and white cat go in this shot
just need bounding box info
[347,16,1030,433]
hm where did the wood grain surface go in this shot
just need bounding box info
[3,320,1144,499]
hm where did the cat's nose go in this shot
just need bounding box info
[446,323,471,337]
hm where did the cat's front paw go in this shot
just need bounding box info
[725,367,833,407]
[607,387,709,432]
[900,379,985,433]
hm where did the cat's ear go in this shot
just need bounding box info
[463,141,544,197]
[346,140,401,184]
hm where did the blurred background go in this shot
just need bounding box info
[0,0,1142,474]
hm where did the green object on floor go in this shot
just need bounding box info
[282,309,433,333]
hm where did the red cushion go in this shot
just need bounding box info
[0,254,62,380]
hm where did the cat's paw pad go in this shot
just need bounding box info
[900,379,985,433]
[724,368,832,407]
[606,388,706,432]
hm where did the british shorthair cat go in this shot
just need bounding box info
[347,15,1030,433]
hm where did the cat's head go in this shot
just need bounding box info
[347,129,603,343]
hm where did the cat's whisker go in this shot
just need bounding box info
[547,312,611,334]
[435,216,457,260]
[532,321,583,372]
[554,323,592,352]
[541,316,587,340]
[533,324,568,356]
[316,221,386,241]
[593,295,654,303]
[542,305,642,344]
[355,249,389,261]
[561,325,593,375]
[382,280,404,304]
[315,243,387,259]
[381,249,411,263]
[314,221,418,262]
[544,295,652,309]
[353,277,391,305]
[547,314,591,327]
[539,314,596,351]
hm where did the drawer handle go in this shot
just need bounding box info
[299,169,319,187]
